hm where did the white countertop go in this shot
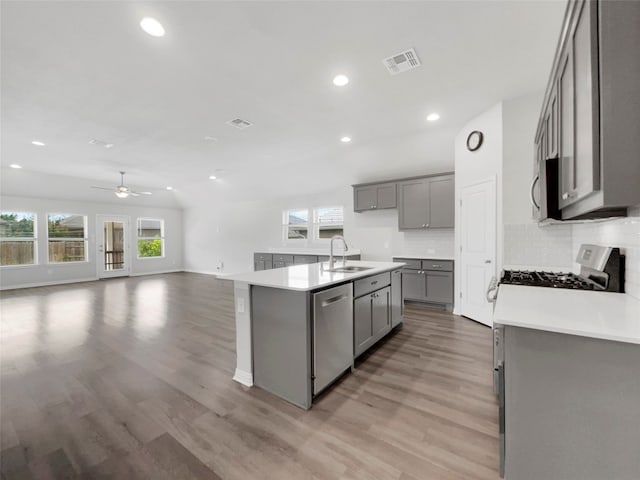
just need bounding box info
[266,248,361,256]
[494,284,640,344]
[227,260,405,292]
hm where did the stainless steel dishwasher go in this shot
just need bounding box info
[312,283,353,396]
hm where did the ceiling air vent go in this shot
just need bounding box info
[382,48,421,75]
[226,118,253,130]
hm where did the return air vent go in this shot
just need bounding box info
[226,118,253,130]
[382,48,421,75]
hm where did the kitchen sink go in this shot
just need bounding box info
[327,266,373,273]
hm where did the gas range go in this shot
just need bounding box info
[500,270,601,290]
[499,244,625,293]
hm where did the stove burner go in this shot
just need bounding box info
[500,270,599,290]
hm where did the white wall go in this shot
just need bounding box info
[453,102,504,312]
[0,195,183,289]
[184,185,455,275]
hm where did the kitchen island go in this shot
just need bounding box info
[228,260,404,409]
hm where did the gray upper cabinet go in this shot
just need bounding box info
[353,182,397,211]
[535,0,640,220]
[398,174,454,230]
[427,175,455,228]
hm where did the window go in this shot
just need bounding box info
[0,212,37,266]
[314,206,344,239]
[47,214,88,263]
[283,209,309,240]
[137,218,164,258]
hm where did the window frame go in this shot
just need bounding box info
[136,217,165,259]
[46,213,89,264]
[282,208,310,243]
[313,205,345,241]
[0,211,38,268]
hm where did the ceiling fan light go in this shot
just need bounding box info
[115,191,129,199]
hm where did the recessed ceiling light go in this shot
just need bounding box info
[333,74,349,87]
[209,175,217,180]
[140,17,165,37]
[9,164,22,169]
[31,140,45,146]
[426,113,440,122]
[166,186,173,190]
[341,136,351,143]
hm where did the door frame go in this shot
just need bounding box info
[457,176,497,326]
[96,214,131,278]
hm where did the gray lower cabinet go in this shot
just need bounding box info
[395,257,454,311]
[398,174,454,230]
[254,253,273,271]
[503,326,640,480]
[293,255,318,265]
[354,286,391,357]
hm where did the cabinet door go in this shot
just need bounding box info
[401,270,426,301]
[572,0,599,203]
[545,84,559,159]
[376,183,397,209]
[293,255,317,265]
[372,287,391,339]
[425,271,453,305]
[427,176,454,228]
[558,43,575,209]
[354,186,377,211]
[255,260,266,271]
[354,295,373,355]
[398,179,428,230]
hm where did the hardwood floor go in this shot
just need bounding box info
[1,273,499,479]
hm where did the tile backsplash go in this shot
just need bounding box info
[504,205,640,300]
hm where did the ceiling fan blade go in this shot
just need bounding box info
[91,186,115,191]
[131,190,153,195]
[130,192,140,197]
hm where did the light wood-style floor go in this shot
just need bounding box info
[1,273,499,480]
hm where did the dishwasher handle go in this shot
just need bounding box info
[320,294,349,307]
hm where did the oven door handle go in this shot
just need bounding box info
[486,276,499,303]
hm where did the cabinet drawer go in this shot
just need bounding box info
[354,272,391,298]
[273,254,294,262]
[393,258,421,270]
[293,255,318,265]
[254,252,273,261]
[422,259,453,272]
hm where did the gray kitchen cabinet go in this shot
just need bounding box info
[353,286,391,357]
[254,253,273,271]
[398,175,454,230]
[427,175,455,228]
[535,0,640,220]
[293,255,318,265]
[401,269,427,302]
[391,269,402,328]
[425,271,453,306]
[395,257,454,311]
[353,182,397,212]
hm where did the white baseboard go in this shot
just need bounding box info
[233,368,254,387]
[0,276,98,291]
[129,269,183,277]
[183,269,220,276]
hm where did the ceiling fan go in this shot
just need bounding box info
[91,171,152,198]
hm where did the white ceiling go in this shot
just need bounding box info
[1,1,566,208]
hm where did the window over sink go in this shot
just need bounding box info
[282,206,344,242]
[314,206,344,240]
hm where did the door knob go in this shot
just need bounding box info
[485,260,492,264]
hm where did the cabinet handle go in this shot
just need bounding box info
[562,191,577,200]
[371,280,378,285]
[530,175,540,210]
[431,264,441,268]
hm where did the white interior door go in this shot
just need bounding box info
[460,178,496,326]
[96,215,130,278]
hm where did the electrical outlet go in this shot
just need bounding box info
[237,298,245,313]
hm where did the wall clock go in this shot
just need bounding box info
[466,130,484,152]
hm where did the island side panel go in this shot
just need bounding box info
[251,286,312,409]
[504,326,640,480]
[233,281,253,386]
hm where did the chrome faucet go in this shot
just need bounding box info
[329,235,348,269]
